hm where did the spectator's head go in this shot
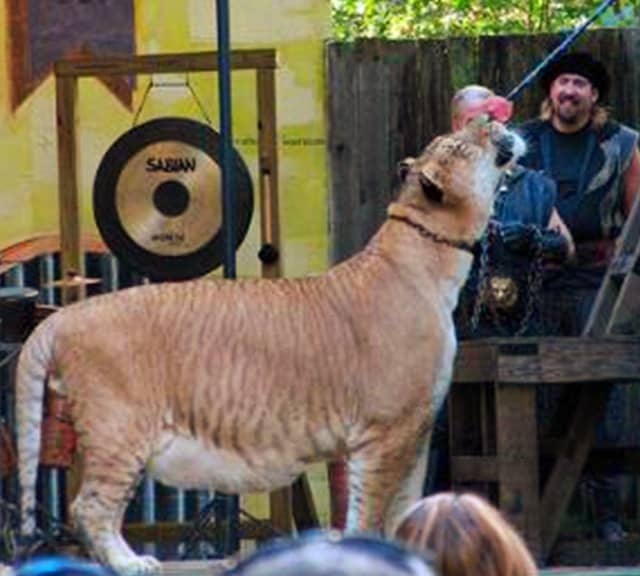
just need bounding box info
[224,531,436,576]
[450,86,513,131]
[15,557,115,576]
[538,52,610,131]
[394,493,536,576]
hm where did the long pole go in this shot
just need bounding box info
[217,0,236,279]
[214,0,240,556]
[506,0,616,101]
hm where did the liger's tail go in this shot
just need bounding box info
[15,316,58,535]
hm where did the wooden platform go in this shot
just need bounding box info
[542,570,640,576]
[4,559,640,576]
[450,336,640,562]
[160,560,232,576]
[0,561,232,576]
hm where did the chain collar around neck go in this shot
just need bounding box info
[389,214,475,254]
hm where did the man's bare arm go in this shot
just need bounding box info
[623,148,640,216]
[548,208,575,261]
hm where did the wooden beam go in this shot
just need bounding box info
[455,337,640,385]
[55,74,83,306]
[539,444,640,475]
[539,194,640,558]
[607,236,640,335]
[497,338,640,384]
[452,340,497,382]
[539,383,611,558]
[291,474,320,531]
[451,456,498,483]
[495,383,541,560]
[586,194,640,335]
[0,234,107,263]
[122,519,275,544]
[269,487,293,534]
[54,50,277,78]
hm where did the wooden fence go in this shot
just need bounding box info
[327,28,640,263]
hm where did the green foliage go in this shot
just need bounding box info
[331,0,640,40]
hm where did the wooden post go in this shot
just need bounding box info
[55,74,86,506]
[257,66,294,533]
[495,382,541,560]
[55,75,84,305]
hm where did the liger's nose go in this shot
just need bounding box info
[489,122,525,167]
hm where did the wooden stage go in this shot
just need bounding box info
[450,335,640,563]
[0,561,232,576]
[3,560,639,576]
[159,560,231,575]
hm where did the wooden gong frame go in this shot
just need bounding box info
[53,50,314,536]
[54,49,281,293]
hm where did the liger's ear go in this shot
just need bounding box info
[397,157,415,182]
[419,173,444,204]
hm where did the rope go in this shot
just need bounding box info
[131,74,213,127]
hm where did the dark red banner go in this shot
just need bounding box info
[7,0,135,110]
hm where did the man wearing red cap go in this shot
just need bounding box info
[450,85,574,339]
[519,51,640,542]
[422,85,576,498]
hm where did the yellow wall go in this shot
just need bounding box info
[0,0,331,278]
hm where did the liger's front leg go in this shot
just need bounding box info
[345,428,424,534]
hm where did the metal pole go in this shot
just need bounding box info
[214,0,240,555]
[217,0,236,279]
[506,0,616,101]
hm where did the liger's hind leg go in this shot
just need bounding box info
[71,440,157,575]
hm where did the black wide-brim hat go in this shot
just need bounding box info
[540,51,610,101]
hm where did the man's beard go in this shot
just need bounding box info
[554,96,590,125]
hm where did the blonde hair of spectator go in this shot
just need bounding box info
[394,492,537,576]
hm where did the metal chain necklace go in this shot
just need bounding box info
[467,221,545,337]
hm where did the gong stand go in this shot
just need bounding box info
[53,50,314,540]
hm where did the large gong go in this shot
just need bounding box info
[93,117,253,281]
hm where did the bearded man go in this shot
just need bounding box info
[520,52,640,290]
[519,51,640,542]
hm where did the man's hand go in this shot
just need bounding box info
[539,229,571,263]
[500,221,537,253]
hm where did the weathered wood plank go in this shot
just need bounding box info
[161,560,230,576]
[291,474,320,531]
[538,444,640,475]
[122,519,276,543]
[451,455,498,482]
[498,338,640,384]
[269,487,293,535]
[539,190,640,557]
[455,337,640,385]
[327,42,361,263]
[606,197,640,335]
[357,41,390,248]
[586,146,640,334]
[55,75,84,306]
[55,50,276,77]
[452,341,497,382]
[540,383,611,558]
[495,383,540,559]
